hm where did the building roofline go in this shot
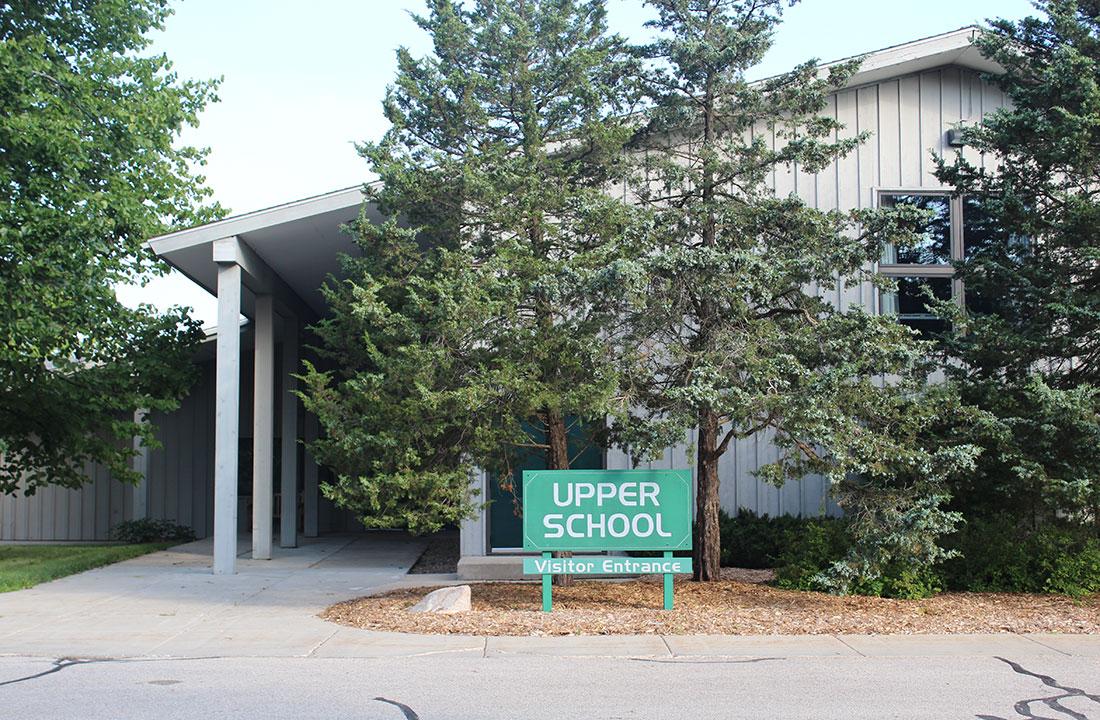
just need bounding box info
[833,25,992,89]
[148,182,376,255]
[148,27,995,259]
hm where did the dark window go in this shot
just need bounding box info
[881,194,952,265]
[962,196,1005,259]
[882,276,952,335]
[962,195,1028,261]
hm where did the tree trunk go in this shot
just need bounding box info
[694,408,722,581]
[547,409,569,470]
[546,409,574,587]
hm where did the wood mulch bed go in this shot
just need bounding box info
[408,531,459,574]
[321,570,1100,636]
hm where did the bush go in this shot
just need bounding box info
[719,509,807,569]
[939,516,1100,596]
[714,509,853,591]
[109,519,195,544]
[707,509,1100,598]
[1046,539,1100,597]
[731,510,941,599]
[773,518,851,591]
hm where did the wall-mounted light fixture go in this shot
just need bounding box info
[946,128,967,148]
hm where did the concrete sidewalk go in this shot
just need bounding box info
[0,532,437,659]
[0,539,1096,660]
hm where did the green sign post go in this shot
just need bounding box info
[521,469,692,611]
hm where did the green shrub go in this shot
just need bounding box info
[939,516,1099,596]
[849,564,943,599]
[774,518,851,591]
[109,519,195,544]
[1045,539,1100,597]
[719,509,807,569]
[699,508,1098,599]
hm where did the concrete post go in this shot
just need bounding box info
[279,315,299,548]
[459,468,489,557]
[213,262,242,575]
[131,408,150,520]
[303,412,319,538]
[252,294,275,560]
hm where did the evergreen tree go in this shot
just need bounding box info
[612,0,976,582]
[301,0,637,544]
[933,0,1100,530]
[0,1,217,494]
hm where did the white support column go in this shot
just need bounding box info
[303,412,319,538]
[279,315,299,548]
[252,294,276,560]
[213,262,242,575]
[131,408,150,520]
[459,468,489,557]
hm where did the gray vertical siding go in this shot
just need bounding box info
[607,65,1010,518]
[0,360,219,541]
[142,360,217,539]
[0,437,134,542]
[0,346,347,541]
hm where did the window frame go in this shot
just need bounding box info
[874,188,966,321]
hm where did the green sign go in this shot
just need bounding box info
[523,556,692,575]
[521,469,692,552]
[520,469,693,612]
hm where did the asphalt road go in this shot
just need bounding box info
[2,653,1098,720]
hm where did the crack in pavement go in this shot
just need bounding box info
[976,656,1100,720]
[374,696,420,719]
[0,657,102,687]
[630,656,782,665]
[4,658,427,719]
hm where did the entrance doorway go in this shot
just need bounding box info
[488,420,604,550]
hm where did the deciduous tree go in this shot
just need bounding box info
[0,1,219,494]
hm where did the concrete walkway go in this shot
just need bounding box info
[0,538,1097,660]
[0,532,437,659]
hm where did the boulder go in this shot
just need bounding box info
[408,585,471,614]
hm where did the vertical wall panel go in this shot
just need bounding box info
[898,74,923,186]
[39,484,54,540]
[51,483,66,540]
[961,70,985,168]
[855,84,881,311]
[919,71,944,186]
[981,77,1004,174]
[19,478,30,539]
[66,486,81,540]
[835,89,860,311]
[1,488,12,541]
[878,78,902,189]
[818,94,840,212]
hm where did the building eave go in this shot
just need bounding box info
[148,184,371,256]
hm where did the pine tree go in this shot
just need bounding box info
[612,0,975,582]
[933,0,1100,529]
[302,0,637,549]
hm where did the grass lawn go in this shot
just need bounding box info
[0,542,174,592]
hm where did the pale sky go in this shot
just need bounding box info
[116,0,1035,328]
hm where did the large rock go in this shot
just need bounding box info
[408,585,471,614]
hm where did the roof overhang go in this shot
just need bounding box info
[834,26,1001,89]
[149,185,381,321]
